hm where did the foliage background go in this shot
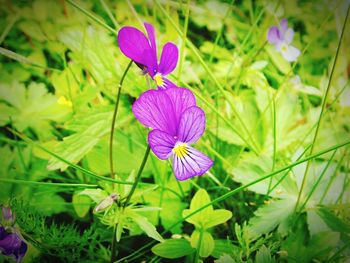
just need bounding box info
[0,0,349,262]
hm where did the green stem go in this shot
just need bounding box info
[123,145,151,207]
[0,178,98,188]
[194,228,204,263]
[177,0,190,82]
[110,145,151,263]
[294,5,349,212]
[109,60,133,180]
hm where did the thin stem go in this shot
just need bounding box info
[123,145,151,207]
[267,96,277,194]
[0,178,98,188]
[294,5,349,212]
[177,0,190,82]
[298,149,337,212]
[66,0,118,34]
[110,145,151,263]
[109,60,133,180]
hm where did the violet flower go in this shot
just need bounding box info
[0,226,27,263]
[118,22,178,89]
[267,18,300,62]
[132,87,213,180]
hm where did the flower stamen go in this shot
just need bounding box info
[173,143,188,158]
[154,73,164,87]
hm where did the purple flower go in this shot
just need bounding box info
[0,226,27,263]
[267,18,301,62]
[118,22,179,89]
[1,206,15,226]
[132,87,213,180]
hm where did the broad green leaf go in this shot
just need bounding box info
[183,188,213,228]
[190,230,215,258]
[152,239,195,259]
[204,209,232,229]
[72,192,91,218]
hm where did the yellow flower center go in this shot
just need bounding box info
[281,43,288,52]
[154,73,164,87]
[173,143,188,158]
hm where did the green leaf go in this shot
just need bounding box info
[316,207,350,234]
[152,239,195,259]
[78,188,108,204]
[45,106,128,171]
[211,239,236,259]
[204,209,232,229]
[183,188,213,228]
[255,245,275,263]
[72,192,91,218]
[0,82,69,139]
[183,189,232,229]
[191,230,215,258]
[215,254,236,263]
[247,199,295,240]
[130,212,164,242]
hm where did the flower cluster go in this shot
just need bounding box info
[267,18,300,62]
[118,23,213,181]
[0,206,27,263]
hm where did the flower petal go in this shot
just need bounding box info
[132,89,177,135]
[148,129,176,160]
[172,146,213,181]
[160,77,178,90]
[281,45,300,62]
[0,232,22,254]
[283,28,294,44]
[144,22,157,58]
[280,18,288,34]
[267,26,281,45]
[118,26,157,68]
[164,87,196,127]
[158,42,179,75]
[178,106,205,144]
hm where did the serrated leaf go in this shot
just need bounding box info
[152,239,195,259]
[215,254,236,263]
[248,199,295,240]
[0,82,69,138]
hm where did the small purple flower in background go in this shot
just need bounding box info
[132,87,213,180]
[0,207,27,263]
[118,22,179,89]
[1,206,15,226]
[267,18,301,62]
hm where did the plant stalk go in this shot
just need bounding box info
[110,145,151,262]
[109,60,133,180]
